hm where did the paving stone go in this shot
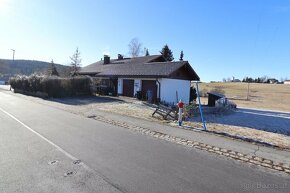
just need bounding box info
[213,147,220,151]
[229,151,237,155]
[253,156,264,162]
[222,153,230,156]
[237,153,245,157]
[206,145,213,149]
[262,159,273,164]
[284,168,290,174]
[215,151,223,155]
[220,148,228,153]
[175,138,182,141]
[199,143,206,147]
[273,165,284,171]
[238,157,249,162]
[249,160,261,165]
[229,154,239,159]
[193,142,200,146]
[282,164,290,170]
[245,155,254,159]
[260,162,273,168]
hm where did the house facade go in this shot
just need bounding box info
[79,55,199,104]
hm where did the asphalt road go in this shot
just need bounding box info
[0,90,289,193]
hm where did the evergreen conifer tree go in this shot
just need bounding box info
[160,44,174,61]
[179,50,184,61]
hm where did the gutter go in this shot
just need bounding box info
[156,79,161,102]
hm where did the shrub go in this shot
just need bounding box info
[9,75,92,98]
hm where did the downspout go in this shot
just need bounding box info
[156,79,161,103]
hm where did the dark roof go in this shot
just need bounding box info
[207,92,225,98]
[79,55,199,80]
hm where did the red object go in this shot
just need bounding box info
[177,101,184,108]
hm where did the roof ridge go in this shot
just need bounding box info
[145,60,187,64]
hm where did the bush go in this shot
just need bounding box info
[9,75,92,98]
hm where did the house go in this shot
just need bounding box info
[231,77,241,82]
[79,55,199,104]
[284,80,290,85]
[268,78,278,84]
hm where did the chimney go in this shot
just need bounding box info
[103,55,110,64]
[118,54,123,60]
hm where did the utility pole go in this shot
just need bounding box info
[247,81,250,101]
[10,49,15,91]
[11,49,15,60]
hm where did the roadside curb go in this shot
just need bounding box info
[89,115,290,175]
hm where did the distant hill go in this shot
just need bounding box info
[0,59,71,78]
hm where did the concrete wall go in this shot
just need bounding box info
[159,78,191,104]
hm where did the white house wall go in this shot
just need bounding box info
[134,79,142,95]
[159,78,190,104]
[117,78,123,94]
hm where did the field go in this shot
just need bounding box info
[198,82,290,112]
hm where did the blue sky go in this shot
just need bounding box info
[0,0,289,82]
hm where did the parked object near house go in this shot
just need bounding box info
[207,92,225,107]
[79,55,200,104]
[284,80,290,85]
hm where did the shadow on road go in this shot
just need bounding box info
[49,95,125,105]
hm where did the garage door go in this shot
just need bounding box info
[142,80,157,102]
[123,79,134,97]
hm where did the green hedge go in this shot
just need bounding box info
[9,75,92,98]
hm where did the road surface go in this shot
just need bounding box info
[0,89,289,193]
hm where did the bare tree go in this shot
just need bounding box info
[70,47,82,75]
[128,38,142,57]
[260,75,269,83]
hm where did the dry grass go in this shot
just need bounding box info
[185,122,290,150]
[197,82,290,112]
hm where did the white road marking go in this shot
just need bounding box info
[0,106,89,169]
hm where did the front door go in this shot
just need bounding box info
[122,79,134,97]
[141,80,157,102]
